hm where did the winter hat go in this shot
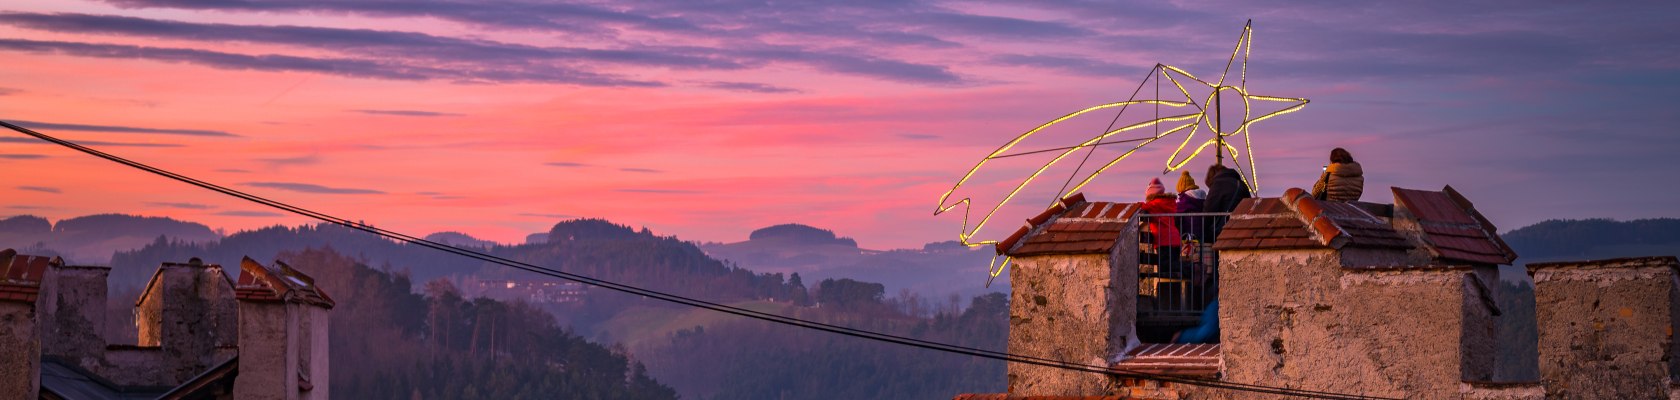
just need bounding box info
[1176,170,1200,193]
[1145,178,1166,198]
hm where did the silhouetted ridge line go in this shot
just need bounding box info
[0,119,1389,399]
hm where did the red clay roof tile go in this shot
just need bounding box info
[1392,187,1516,265]
[1216,190,1411,251]
[1006,197,1138,257]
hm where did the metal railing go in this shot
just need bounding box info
[1136,212,1229,327]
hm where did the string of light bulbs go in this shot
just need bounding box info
[933,20,1309,282]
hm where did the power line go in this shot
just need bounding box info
[0,120,1391,400]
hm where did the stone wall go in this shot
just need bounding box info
[38,264,109,370]
[300,305,329,399]
[1529,257,1679,399]
[0,301,39,398]
[234,300,294,400]
[1007,247,1138,396]
[1209,248,1514,399]
[100,345,168,387]
[135,262,239,386]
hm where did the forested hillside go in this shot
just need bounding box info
[1503,218,1680,264]
[282,248,677,399]
[106,218,1009,399]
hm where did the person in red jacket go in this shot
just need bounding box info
[1141,178,1183,275]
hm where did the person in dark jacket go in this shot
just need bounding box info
[1203,164,1251,232]
[1310,147,1365,202]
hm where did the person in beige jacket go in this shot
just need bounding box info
[1311,147,1364,202]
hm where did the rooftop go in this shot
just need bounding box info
[235,256,335,308]
[1212,188,1408,251]
[0,248,56,303]
[1392,186,1517,265]
[997,193,1142,257]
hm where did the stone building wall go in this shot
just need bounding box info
[38,264,109,370]
[1205,248,1517,399]
[135,262,239,386]
[1528,257,1679,399]
[0,301,39,397]
[99,345,168,387]
[1007,249,1138,396]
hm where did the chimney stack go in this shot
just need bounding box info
[134,258,238,385]
[234,257,334,400]
[38,261,111,370]
[0,249,50,398]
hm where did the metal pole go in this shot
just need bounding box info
[1215,86,1224,166]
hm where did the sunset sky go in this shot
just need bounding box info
[1,1,1676,249]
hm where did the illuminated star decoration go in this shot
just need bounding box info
[933,21,1309,284]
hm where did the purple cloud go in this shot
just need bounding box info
[0,137,183,148]
[354,109,463,117]
[9,118,236,137]
[616,188,704,194]
[256,154,320,168]
[244,182,385,195]
[215,210,284,217]
[697,81,801,94]
[145,202,215,210]
[17,185,60,194]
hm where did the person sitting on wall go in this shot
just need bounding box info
[1311,147,1365,202]
[1140,178,1183,276]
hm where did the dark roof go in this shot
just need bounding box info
[237,257,335,308]
[157,356,239,400]
[0,248,55,303]
[998,193,1142,257]
[1213,188,1407,251]
[39,359,168,400]
[1111,343,1220,378]
[1392,186,1517,265]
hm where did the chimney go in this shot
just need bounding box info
[0,249,50,398]
[234,257,334,400]
[133,257,238,385]
[38,261,111,370]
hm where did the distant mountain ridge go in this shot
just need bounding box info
[748,223,858,247]
[0,213,219,263]
[422,231,496,248]
[701,223,999,300]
